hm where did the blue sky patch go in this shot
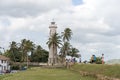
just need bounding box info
[1,19,11,27]
[72,0,83,5]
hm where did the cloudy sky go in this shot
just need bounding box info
[0,0,120,61]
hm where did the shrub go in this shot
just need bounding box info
[11,65,20,70]
[96,57,102,64]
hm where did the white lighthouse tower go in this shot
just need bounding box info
[48,21,58,65]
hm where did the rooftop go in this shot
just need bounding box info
[0,55,10,60]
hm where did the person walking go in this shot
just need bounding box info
[101,54,104,64]
[93,55,96,63]
[90,55,94,63]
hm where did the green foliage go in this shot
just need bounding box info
[46,33,62,49]
[62,28,72,42]
[68,47,79,58]
[60,42,71,57]
[4,41,22,62]
[10,64,20,70]
[96,57,102,64]
[20,39,35,62]
[30,46,48,62]
[59,28,80,63]
[4,39,49,63]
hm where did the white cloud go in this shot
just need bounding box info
[0,0,120,61]
[0,0,72,17]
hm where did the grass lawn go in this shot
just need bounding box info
[0,67,96,80]
[72,64,120,79]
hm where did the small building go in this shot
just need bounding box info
[0,55,10,73]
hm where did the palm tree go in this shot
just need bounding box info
[59,42,72,62]
[4,41,22,62]
[20,39,35,62]
[47,33,62,49]
[20,39,35,68]
[20,39,26,62]
[46,33,62,65]
[69,47,79,58]
[9,41,18,62]
[61,28,72,42]
[60,28,72,63]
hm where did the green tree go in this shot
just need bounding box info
[20,39,35,62]
[9,41,20,62]
[96,57,102,64]
[60,28,72,62]
[30,45,49,62]
[62,28,72,42]
[46,33,62,64]
[69,47,79,58]
[4,41,21,62]
[47,33,62,49]
[60,42,71,62]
